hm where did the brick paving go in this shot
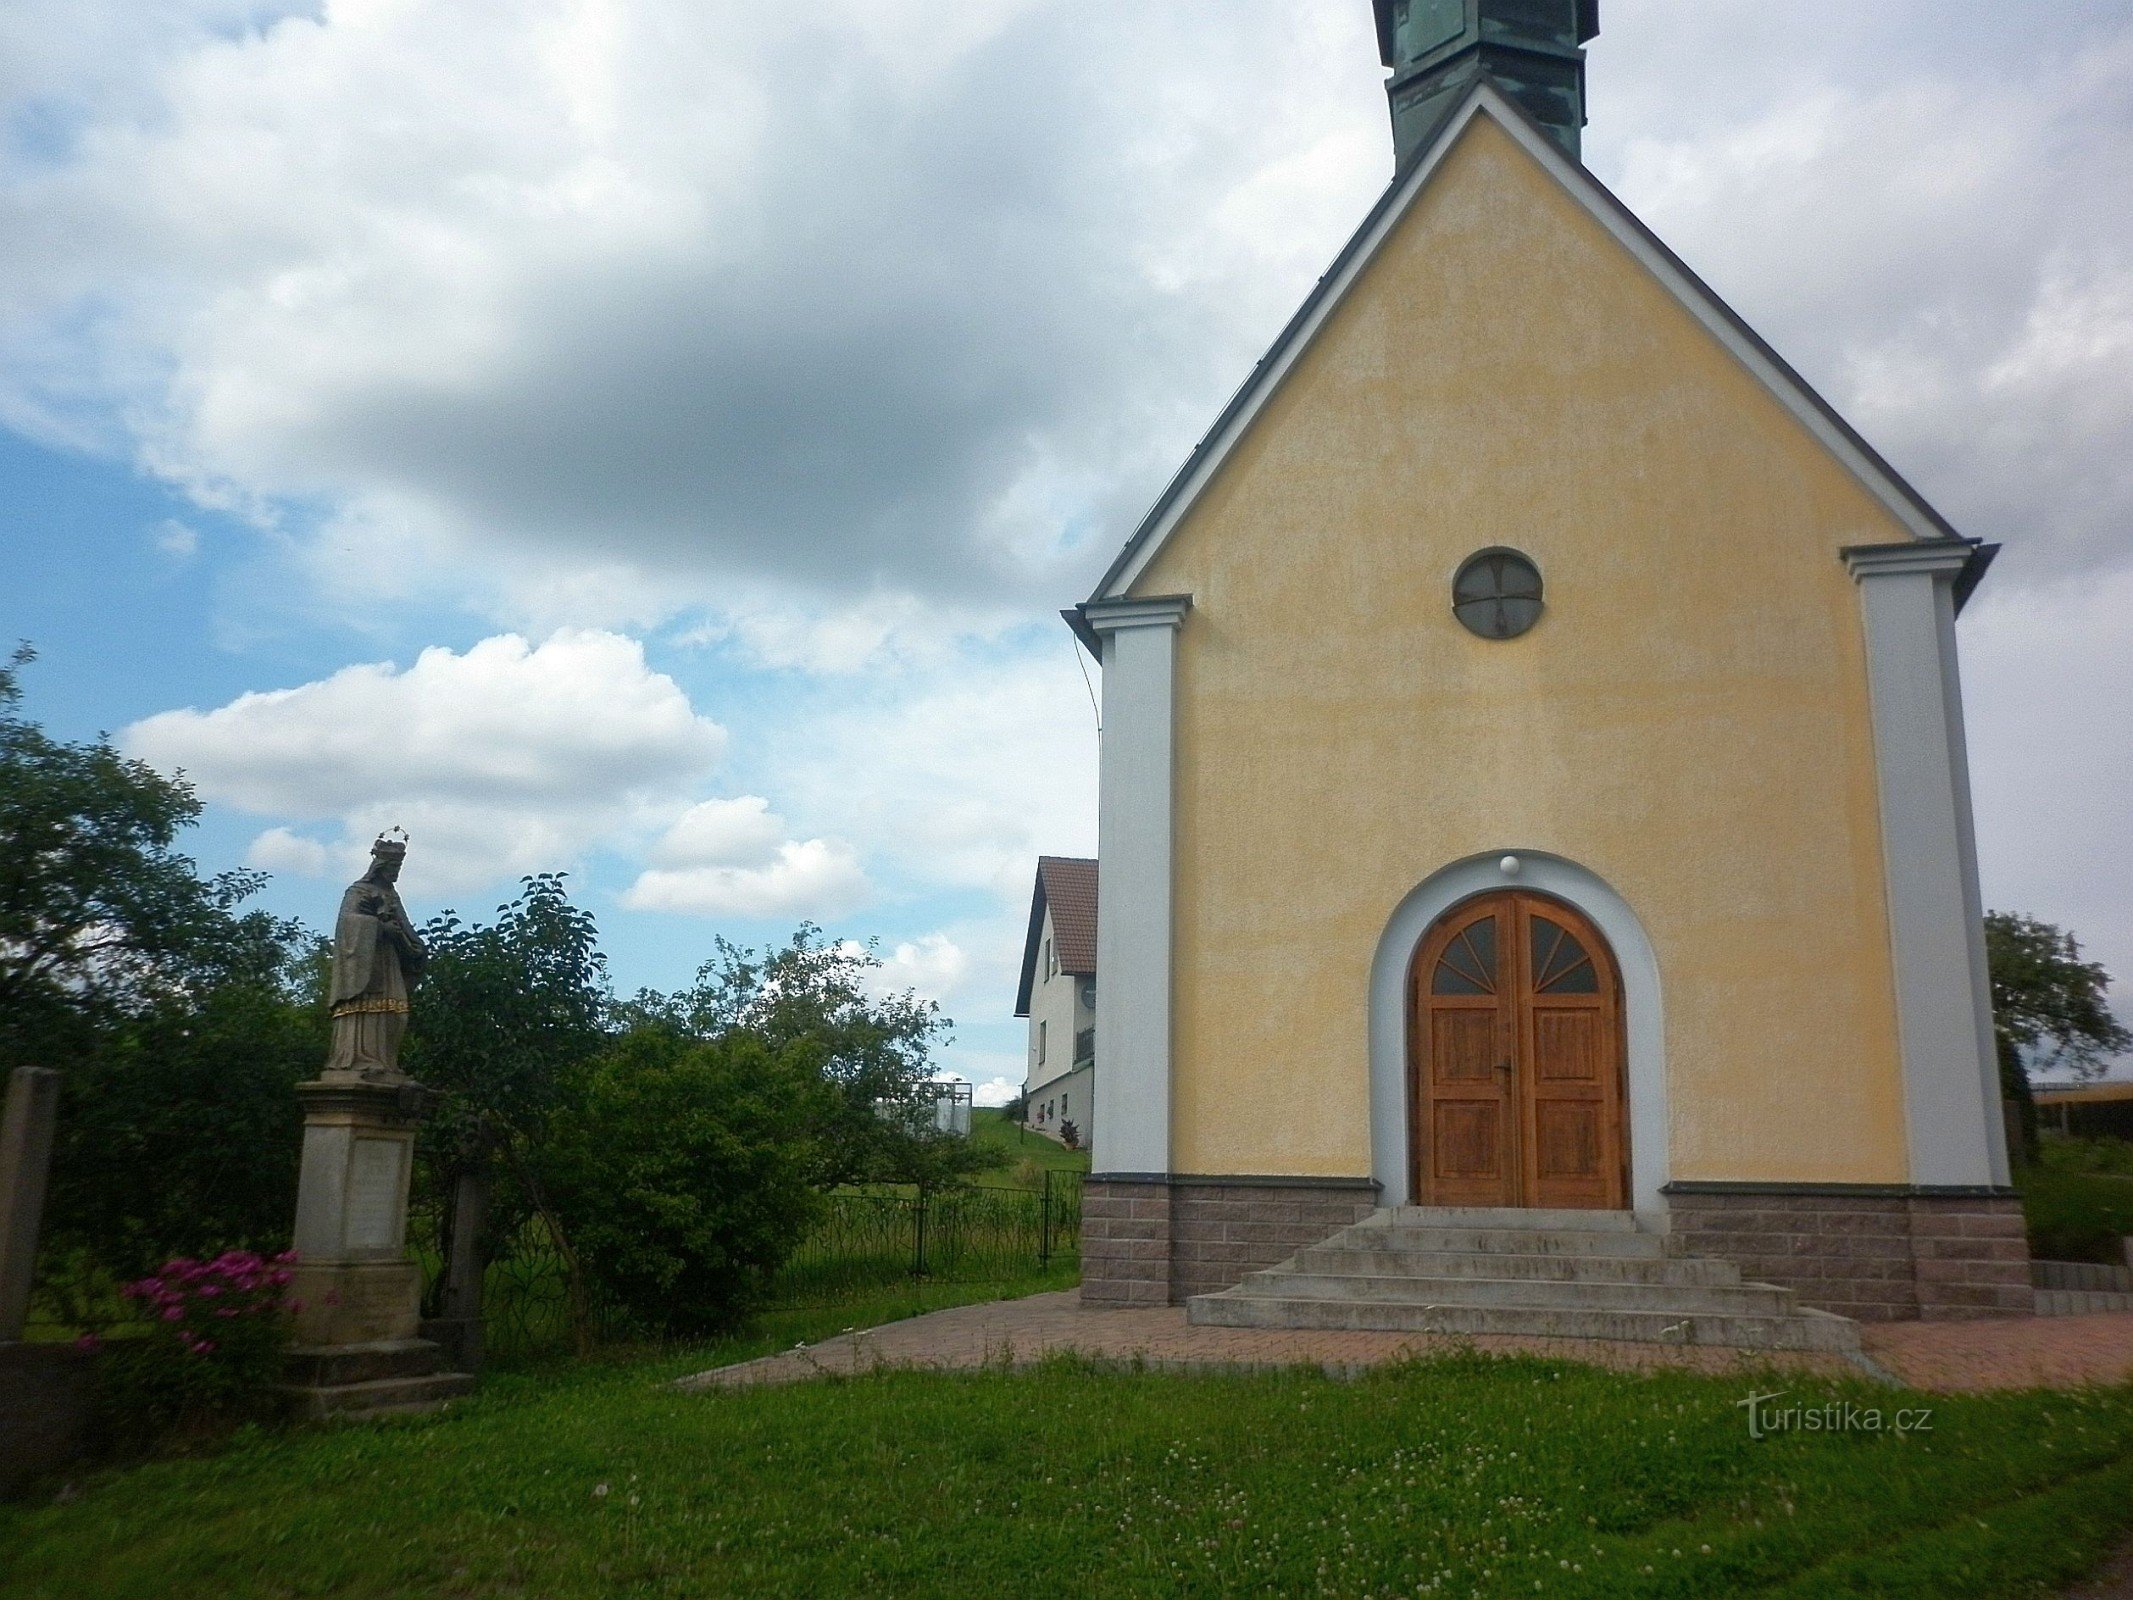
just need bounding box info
[1861,1309,2133,1393]
[675,1291,2133,1394]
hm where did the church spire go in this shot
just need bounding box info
[1373,0,1599,169]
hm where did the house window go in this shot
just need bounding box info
[1038,1020,1047,1064]
[1062,1092,1069,1115]
[1045,938,1057,978]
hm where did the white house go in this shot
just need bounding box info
[1014,856,1098,1148]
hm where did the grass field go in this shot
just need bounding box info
[969,1106,1090,1184]
[7,1313,2133,1599]
[2020,1135,2133,1263]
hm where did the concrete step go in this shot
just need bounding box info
[1187,1291,1859,1352]
[284,1338,446,1388]
[1328,1224,1668,1258]
[1373,1206,1642,1233]
[1236,1270,1794,1317]
[2036,1288,2133,1316]
[1292,1246,1744,1286]
[2033,1260,2133,1294]
[280,1371,478,1421]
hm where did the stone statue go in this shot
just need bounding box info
[324,832,428,1081]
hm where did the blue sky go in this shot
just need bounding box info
[5,0,2132,1094]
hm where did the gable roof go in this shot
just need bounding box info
[1080,80,1987,615]
[1014,856,1098,1017]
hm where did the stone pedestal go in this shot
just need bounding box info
[283,1078,472,1418]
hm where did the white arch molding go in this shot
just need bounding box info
[1368,852,1671,1214]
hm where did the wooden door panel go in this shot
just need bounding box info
[1533,1100,1602,1180]
[1434,1103,1504,1179]
[1532,1009,1601,1081]
[1432,1009,1499,1083]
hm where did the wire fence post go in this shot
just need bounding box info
[912,1190,928,1281]
[1039,1169,1053,1268]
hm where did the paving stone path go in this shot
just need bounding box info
[677,1292,2133,1394]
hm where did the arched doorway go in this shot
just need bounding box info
[1409,890,1628,1210]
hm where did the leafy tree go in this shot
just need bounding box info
[39,922,327,1308]
[0,645,288,1075]
[405,874,612,1324]
[538,1027,821,1334]
[1986,910,2132,1162]
[631,925,992,1192]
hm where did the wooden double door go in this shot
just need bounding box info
[1409,891,1627,1210]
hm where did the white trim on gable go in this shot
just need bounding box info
[1094,81,1959,604]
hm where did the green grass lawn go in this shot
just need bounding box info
[2019,1135,2133,1263]
[7,1319,2133,1600]
[970,1106,1090,1183]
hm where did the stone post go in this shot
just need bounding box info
[0,1066,61,1342]
[282,1078,474,1416]
[419,1167,488,1376]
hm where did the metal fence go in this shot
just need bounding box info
[417,1171,1082,1357]
[768,1172,1081,1305]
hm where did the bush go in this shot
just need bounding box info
[540,1028,822,1336]
[2021,1138,2133,1263]
[93,1250,301,1447]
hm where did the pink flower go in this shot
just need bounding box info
[160,1259,195,1278]
[192,1339,216,1355]
[216,1307,240,1318]
[198,1285,222,1298]
[285,1299,306,1315]
[268,1270,293,1287]
[74,1333,103,1353]
[160,1306,184,1322]
[273,1250,300,1265]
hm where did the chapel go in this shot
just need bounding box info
[1065,0,2026,1339]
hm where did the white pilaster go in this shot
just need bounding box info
[1085,595,1190,1176]
[1847,542,2008,1187]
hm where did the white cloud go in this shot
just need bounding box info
[244,825,334,878]
[649,796,785,869]
[125,629,725,891]
[0,1,1386,640]
[623,838,870,920]
[1963,568,2133,1027]
[775,643,1098,900]
[153,517,199,557]
[968,1076,1021,1109]
[624,793,870,918]
[841,931,973,1008]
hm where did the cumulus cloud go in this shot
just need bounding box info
[774,643,1098,901]
[623,796,869,918]
[967,1075,1023,1109]
[125,630,726,890]
[1596,10,2133,579]
[0,0,1385,644]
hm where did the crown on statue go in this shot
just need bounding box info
[370,827,410,860]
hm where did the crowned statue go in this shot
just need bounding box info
[324,830,429,1081]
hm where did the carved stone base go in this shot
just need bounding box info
[290,1258,422,1347]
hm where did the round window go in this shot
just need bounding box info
[1452,548,1544,639]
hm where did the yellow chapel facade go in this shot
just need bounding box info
[1070,8,2026,1327]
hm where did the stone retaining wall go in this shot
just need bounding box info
[1082,1177,1379,1306]
[1664,1187,2032,1322]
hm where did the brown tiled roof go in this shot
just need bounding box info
[1014,855,1098,1017]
